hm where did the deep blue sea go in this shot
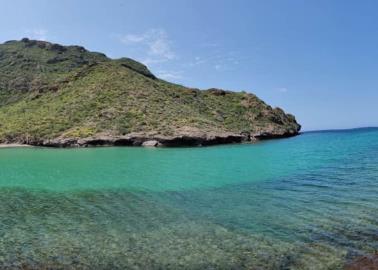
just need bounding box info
[0,128,377,269]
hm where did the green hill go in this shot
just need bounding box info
[0,38,300,147]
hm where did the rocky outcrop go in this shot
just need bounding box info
[142,140,160,147]
[21,128,298,148]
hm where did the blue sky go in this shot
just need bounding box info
[1,0,377,131]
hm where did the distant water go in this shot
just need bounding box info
[0,128,377,269]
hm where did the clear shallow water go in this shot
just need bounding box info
[0,128,377,269]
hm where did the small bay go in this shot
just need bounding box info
[0,128,377,269]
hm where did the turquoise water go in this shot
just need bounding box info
[0,128,377,269]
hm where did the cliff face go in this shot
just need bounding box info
[0,38,300,147]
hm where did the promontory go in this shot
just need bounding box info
[0,38,300,147]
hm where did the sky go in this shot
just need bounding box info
[0,0,377,131]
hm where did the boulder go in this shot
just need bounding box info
[142,140,159,147]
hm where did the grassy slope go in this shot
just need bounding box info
[0,39,300,143]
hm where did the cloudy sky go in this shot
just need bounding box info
[1,0,377,130]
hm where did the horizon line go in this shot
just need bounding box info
[302,126,378,133]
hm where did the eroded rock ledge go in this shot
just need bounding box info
[13,129,300,148]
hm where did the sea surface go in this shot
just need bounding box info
[0,128,377,269]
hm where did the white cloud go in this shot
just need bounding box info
[188,51,240,71]
[201,42,219,48]
[117,29,182,82]
[149,37,175,60]
[119,29,175,64]
[277,87,288,93]
[187,57,206,67]
[192,56,207,66]
[214,64,222,71]
[141,58,166,66]
[156,70,183,81]
[120,34,146,44]
[26,29,48,41]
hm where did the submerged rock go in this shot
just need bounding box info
[344,253,378,270]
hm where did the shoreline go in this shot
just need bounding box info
[0,132,300,149]
[0,143,33,148]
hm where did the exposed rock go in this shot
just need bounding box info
[142,140,159,147]
[206,88,228,96]
[36,131,251,148]
[7,127,299,148]
[114,57,156,79]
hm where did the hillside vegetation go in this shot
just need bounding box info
[0,39,300,146]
